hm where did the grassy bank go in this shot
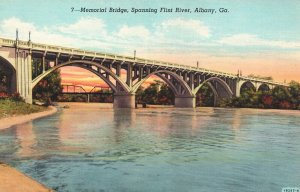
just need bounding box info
[0,99,47,119]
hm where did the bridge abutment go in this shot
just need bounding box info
[113,93,136,108]
[175,96,196,108]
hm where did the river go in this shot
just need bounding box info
[0,103,300,192]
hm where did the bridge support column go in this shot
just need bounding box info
[113,93,135,108]
[175,96,195,108]
[235,79,242,97]
[16,50,33,104]
[87,94,90,103]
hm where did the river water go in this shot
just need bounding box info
[0,104,300,192]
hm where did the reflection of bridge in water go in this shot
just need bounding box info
[0,36,287,108]
[61,84,113,102]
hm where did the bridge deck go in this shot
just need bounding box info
[0,37,287,86]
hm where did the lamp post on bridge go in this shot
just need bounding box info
[16,29,19,41]
[15,29,19,47]
[134,50,136,60]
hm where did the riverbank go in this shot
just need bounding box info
[0,162,53,192]
[0,101,57,191]
[0,105,57,130]
[0,99,48,119]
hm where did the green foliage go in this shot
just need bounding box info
[142,81,159,104]
[288,81,300,108]
[32,58,43,79]
[0,68,8,93]
[136,80,174,105]
[57,93,114,103]
[33,69,63,104]
[224,81,300,110]
[157,83,175,105]
[196,84,214,106]
[0,99,46,119]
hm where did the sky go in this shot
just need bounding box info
[1,0,300,89]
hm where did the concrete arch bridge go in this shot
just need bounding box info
[0,37,287,108]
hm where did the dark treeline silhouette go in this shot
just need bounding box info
[57,92,113,103]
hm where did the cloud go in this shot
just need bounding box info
[160,18,210,38]
[218,34,300,48]
[116,25,150,39]
[58,17,107,38]
[1,17,36,34]
[0,17,76,46]
[0,17,121,53]
[1,17,36,40]
[0,17,212,54]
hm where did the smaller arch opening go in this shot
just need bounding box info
[195,83,215,107]
[135,75,175,105]
[258,84,270,92]
[0,57,16,95]
[132,70,193,97]
[194,77,233,107]
[240,81,256,95]
[32,66,114,103]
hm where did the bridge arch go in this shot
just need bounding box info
[131,70,193,97]
[0,56,16,94]
[32,60,131,93]
[240,81,256,94]
[194,77,233,100]
[258,83,270,92]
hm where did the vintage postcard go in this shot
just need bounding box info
[0,0,299,192]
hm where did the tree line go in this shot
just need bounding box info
[222,81,300,110]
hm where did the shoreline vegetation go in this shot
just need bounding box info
[0,97,48,119]
[55,80,300,110]
[0,98,57,130]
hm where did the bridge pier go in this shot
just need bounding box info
[113,93,136,108]
[175,96,196,108]
[16,50,33,104]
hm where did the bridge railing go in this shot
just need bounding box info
[0,37,288,86]
[0,37,238,77]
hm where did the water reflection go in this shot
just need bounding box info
[113,109,136,143]
[0,106,300,192]
[232,109,242,131]
[15,122,37,158]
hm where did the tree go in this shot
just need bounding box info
[142,81,160,104]
[0,68,7,93]
[135,86,145,104]
[157,83,174,105]
[271,86,292,108]
[289,81,300,109]
[135,80,174,105]
[196,84,214,106]
[32,58,41,79]
[33,69,63,104]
